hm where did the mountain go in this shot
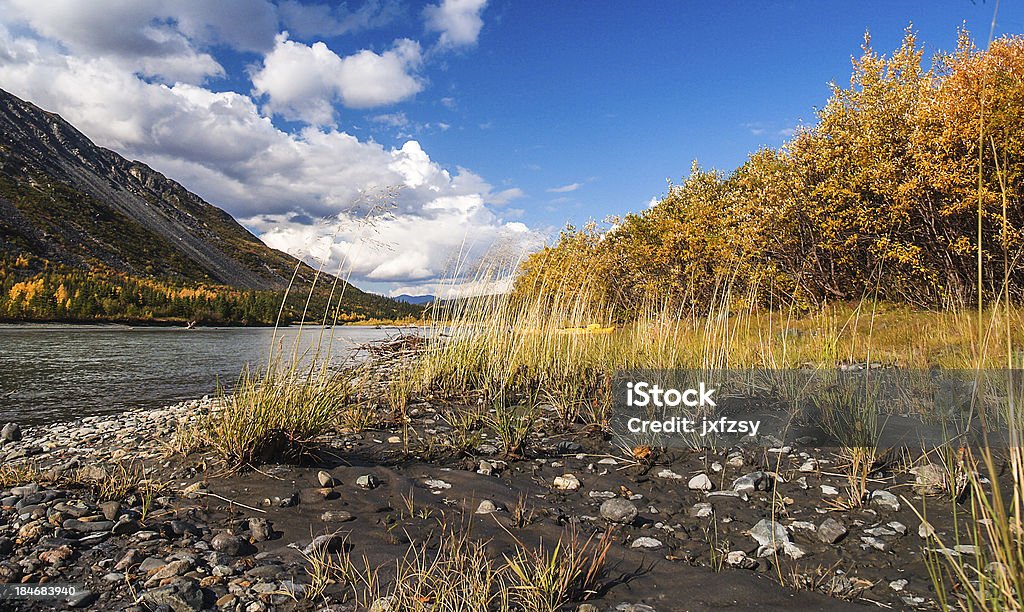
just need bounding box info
[394,294,436,305]
[0,87,416,324]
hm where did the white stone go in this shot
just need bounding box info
[687,473,713,491]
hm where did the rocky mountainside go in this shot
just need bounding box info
[0,87,332,292]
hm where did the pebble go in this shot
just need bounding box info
[869,490,901,512]
[356,474,380,489]
[630,536,663,549]
[918,521,935,539]
[317,470,337,488]
[476,500,501,514]
[1,422,21,442]
[689,502,713,518]
[687,473,713,491]
[141,579,204,611]
[656,469,683,480]
[600,498,638,524]
[423,478,451,490]
[820,484,839,496]
[817,517,848,544]
[910,463,946,494]
[249,517,273,542]
[321,510,355,522]
[731,471,770,495]
[211,531,246,556]
[553,473,581,490]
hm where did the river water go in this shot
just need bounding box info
[0,324,404,425]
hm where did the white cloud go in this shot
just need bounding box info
[0,0,287,82]
[547,182,581,193]
[251,33,423,124]
[424,0,487,49]
[0,4,534,293]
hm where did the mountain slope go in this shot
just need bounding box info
[0,87,418,323]
[0,87,308,289]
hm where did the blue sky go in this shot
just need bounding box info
[0,1,1020,295]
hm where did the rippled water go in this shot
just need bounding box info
[0,324,404,425]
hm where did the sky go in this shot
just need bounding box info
[0,0,1021,297]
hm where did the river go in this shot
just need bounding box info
[0,324,405,425]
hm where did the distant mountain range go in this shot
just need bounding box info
[393,294,436,305]
[0,87,417,324]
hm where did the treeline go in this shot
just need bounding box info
[514,30,1024,313]
[0,257,420,325]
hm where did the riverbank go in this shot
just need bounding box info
[1,382,979,611]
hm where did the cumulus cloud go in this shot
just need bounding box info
[0,2,533,293]
[424,0,487,49]
[0,0,288,82]
[251,34,423,124]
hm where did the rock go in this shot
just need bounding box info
[249,518,273,542]
[688,502,713,518]
[317,470,337,488]
[869,490,901,512]
[615,604,657,612]
[556,440,582,454]
[817,518,848,544]
[656,469,684,480]
[141,579,204,612]
[387,435,402,444]
[356,474,379,489]
[475,500,501,514]
[918,521,935,539]
[798,458,818,472]
[820,484,839,496]
[114,550,140,572]
[725,550,758,569]
[687,473,713,491]
[731,471,771,495]
[910,463,946,494]
[63,519,114,533]
[370,595,399,612]
[66,589,97,608]
[889,579,908,592]
[304,534,347,555]
[149,559,194,581]
[477,460,495,476]
[630,536,663,549]
[860,536,889,551]
[112,516,139,535]
[553,474,580,491]
[600,498,638,524]
[98,500,121,521]
[211,531,246,556]
[423,479,451,490]
[749,519,789,554]
[725,452,744,468]
[1,423,21,442]
[321,510,355,523]
[577,605,601,612]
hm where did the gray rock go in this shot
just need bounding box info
[687,473,714,491]
[817,518,848,544]
[140,579,204,612]
[356,474,379,489]
[615,605,657,612]
[749,519,789,552]
[211,531,245,556]
[321,510,355,523]
[304,533,346,555]
[63,519,114,533]
[910,463,946,494]
[731,471,771,495]
[98,500,120,521]
[869,490,901,512]
[553,473,581,490]
[66,589,97,608]
[600,498,638,524]
[1,423,21,442]
[249,517,273,542]
[630,536,663,549]
[475,500,500,514]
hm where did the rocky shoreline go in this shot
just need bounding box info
[0,394,976,611]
